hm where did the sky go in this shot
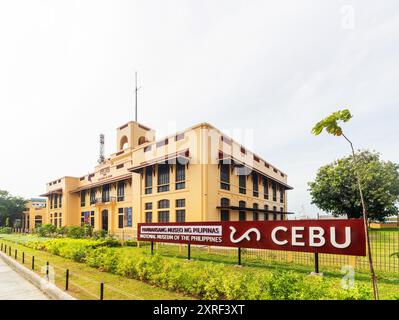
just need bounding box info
[0,0,398,217]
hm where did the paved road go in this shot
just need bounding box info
[0,258,50,300]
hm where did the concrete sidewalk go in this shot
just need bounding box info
[0,258,50,300]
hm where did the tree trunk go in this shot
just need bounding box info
[342,134,379,300]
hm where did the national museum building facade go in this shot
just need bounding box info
[24,121,293,238]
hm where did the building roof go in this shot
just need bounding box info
[69,173,132,193]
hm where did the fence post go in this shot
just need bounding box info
[22,252,25,264]
[187,244,191,260]
[46,262,49,279]
[237,247,242,266]
[14,249,17,260]
[314,252,319,274]
[100,282,104,300]
[0,243,2,251]
[32,256,35,270]
[8,246,11,256]
[151,241,154,255]
[4,244,6,253]
[65,269,69,291]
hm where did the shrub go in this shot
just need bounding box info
[56,226,68,236]
[66,226,86,239]
[35,224,56,237]
[4,235,375,300]
[86,247,121,273]
[123,240,137,247]
[93,230,107,239]
[98,237,122,248]
[0,227,12,234]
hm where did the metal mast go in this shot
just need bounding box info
[98,134,105,164]
[134,71,141,122]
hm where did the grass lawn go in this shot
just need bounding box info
[0,236,194,300]
[1,234,398,300]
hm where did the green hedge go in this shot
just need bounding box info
[15,237,372,300]
[0,227,12,234]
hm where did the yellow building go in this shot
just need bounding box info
[22,198,48,230]
[37,121,293,238]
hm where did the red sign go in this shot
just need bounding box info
[138,220,366,256]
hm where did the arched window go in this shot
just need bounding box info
[220,198,230,221]
[239,201,246,221]
[120,135,128,150]
[138,136,147,145]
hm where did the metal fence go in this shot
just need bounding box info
[154,230,399,274]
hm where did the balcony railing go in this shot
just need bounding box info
[94,197,117,205]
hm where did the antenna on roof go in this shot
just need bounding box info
[98,134,105,164]
[134,71,141,122]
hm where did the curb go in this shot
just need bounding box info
[0,251,76,300]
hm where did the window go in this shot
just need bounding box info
[50,195,53,209]
[157,164,170,192]
[54,213,58,227]
[117,181,125,202]
[156,139,168,148]
[59,194,62,208]
[264,205,269,220]
[145,167,153,194]
[254,155,260,162]
[116,163,124,169]
[80,191,86,207]
[118,208,124,228]
[126,208,133,227]
[102,184,110,202]
[58,213,62,227]
[158,199,170,209]
[263,177,269,200]
[54,194,58,209]
[280,207,284,220]
[175,163,186,190]
[176,199,185,208]
[253,203,259,221]
[80,212,85,226]
[144,145,152,153]
[175,133,184,141]
[221,136,232,145]
[220,198,230,221]
[90,189,96,205]
[35,216,42,228]
[158,211,170,222]
[145,212,152,223]
[145,202,152,210]
[239,201,246,221]
[176,210,185,222]
[90,211,95,227]
[239,174,246,194]
[272,182,277,202]
[252,173,259,197]
[220,164,230,190]
[280,186,284,203]
[273,206,277,220]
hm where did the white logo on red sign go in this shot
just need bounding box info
[229,226,261,243]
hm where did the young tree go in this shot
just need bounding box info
[309,150,399,221]
[311,109,380,300]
